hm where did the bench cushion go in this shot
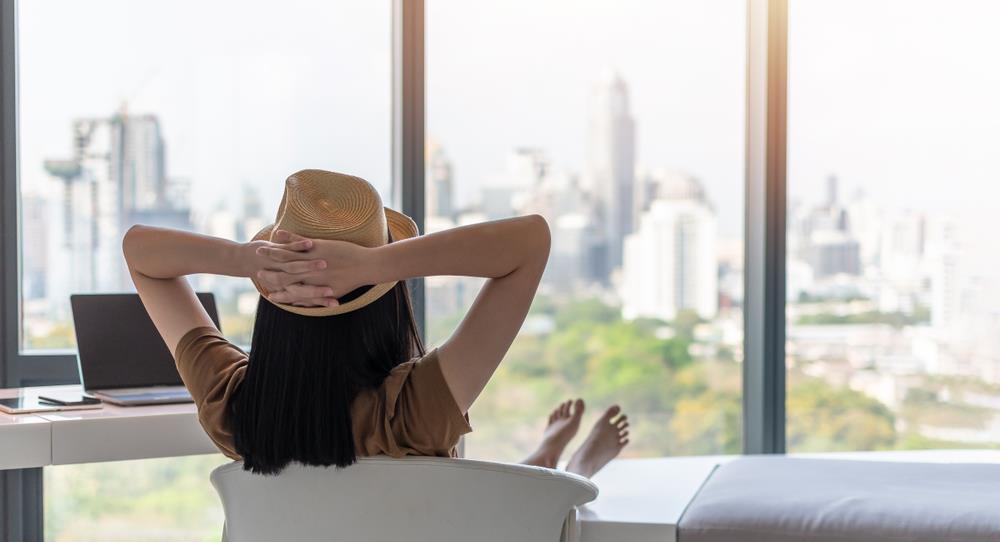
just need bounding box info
[678,456,1000,542]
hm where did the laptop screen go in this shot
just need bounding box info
[70,293,221,390]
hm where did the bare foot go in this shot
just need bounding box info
[565,405,629,478]
[522,399,585,469]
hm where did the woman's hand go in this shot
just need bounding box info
[253,230,376,306]
[243,231,340,307]
[240,233,317,277]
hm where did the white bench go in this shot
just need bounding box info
[679,456,1000,542]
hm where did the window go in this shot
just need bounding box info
[10,0,996,537]
[19,0,391,350]
[44,456,229,541]
[786,0,1000,451]
[17,1,390,539]
[426,0,746,461]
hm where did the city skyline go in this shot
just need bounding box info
[28,69,989,322]
[21,0,1000,260]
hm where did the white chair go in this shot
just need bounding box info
[211,456,599,542]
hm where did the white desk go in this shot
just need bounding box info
[0,411,50,469]
[0,385,215,469]
[579,456,720,542]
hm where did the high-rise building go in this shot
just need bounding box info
[586,71,636,279]
[622,174,718,321]
[549,212,603,289]
[237,186,268,241]
[844,189,881,270]
[929,219,962,330]
[791,174,861,279]
[21,193,49,300]
[426,142,455,219]
[825,174,839,209]
[112,111,168,213]
[803,231,861,277]
[879,211,926,279]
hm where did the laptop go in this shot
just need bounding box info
[70,293,221,406]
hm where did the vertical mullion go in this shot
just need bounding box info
[743,0,788,454]
[2,469,43,542]
[391,0,426,339]
[1,0,19,387]
[1,3,42,542]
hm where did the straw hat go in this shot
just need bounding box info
[250,169,418,317]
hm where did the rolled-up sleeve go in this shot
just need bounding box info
[386,349,473,456]
[174,326,248,459]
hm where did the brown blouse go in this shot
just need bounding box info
[173,326,472,461]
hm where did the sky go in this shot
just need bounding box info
[19,0,392,217]
[17,0,1000,271]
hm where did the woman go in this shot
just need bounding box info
[124,169,627,477]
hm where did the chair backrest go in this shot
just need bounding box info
[211,456,599,542]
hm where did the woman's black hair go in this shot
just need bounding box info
[230,280,423,475]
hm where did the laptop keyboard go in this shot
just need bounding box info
[98,386,191,401]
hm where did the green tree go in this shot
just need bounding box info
[787,377,897,451]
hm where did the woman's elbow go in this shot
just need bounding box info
[122,224,149,265]
[524,214,551,259]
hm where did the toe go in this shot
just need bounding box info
[603,405,621,420]
[618,421,629,431]
[573,398,585,417]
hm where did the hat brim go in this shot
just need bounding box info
[249,207,418,317]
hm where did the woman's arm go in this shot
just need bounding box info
[257,215,551,412]
[122,225,326,355]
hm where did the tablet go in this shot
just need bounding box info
[38,390,101,406]
[0,395,103,414]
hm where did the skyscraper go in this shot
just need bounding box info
[113,111,168,213]
[21,193,49,299]
[586,71,636,280]
[426,141,455,220]
[622,174,718,321]
[929,218,962,330]
[792,174,861,278]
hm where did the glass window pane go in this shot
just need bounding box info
[787,0,1000,451]
[20,2,390,539]
[427,0,746,461]
[19,0,390,350]
[44,455,230,542]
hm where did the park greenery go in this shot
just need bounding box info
[433,296,900,461]
[795,307,930,327]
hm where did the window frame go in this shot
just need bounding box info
[0,1,788,539]
[743,0,788,454]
